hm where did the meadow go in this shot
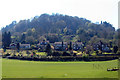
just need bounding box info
[2,58,118,78]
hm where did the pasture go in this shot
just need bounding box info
[2,59,118,78]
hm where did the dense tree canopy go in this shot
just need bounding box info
[1,13,118,45]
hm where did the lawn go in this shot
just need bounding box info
[2,59,118,78]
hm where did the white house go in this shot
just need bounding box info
[54,42,68,51]
[20,44,31,49]
[10,43,16,49]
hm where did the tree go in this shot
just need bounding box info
[62,51,71,56]
[21,33,26,43]
[16,43,20,52]
[8,32,11,47]
[69,42,72,50]
[88,36,99,45]
[38,36,46,42]
[1,13,116,46]
[2,32,7,48]
[26,36,35,44]
[46,43,52,56]
[76,28,85,35]
[2,31,11,48]
[26,51,31,56]
[26,29,32,36]
[63,27,68,35]
[85,45,93,55]
[61,41,64,51]
[46,34,60,43]
[113,46,118,53]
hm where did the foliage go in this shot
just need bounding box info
[46,43,52,56]
[1,13,116,45]
[52,51,62,56]
[62,51,71,56]
[16,43,20,52]
[113,46,118,53]
[31,45,37,49]
[69,42,72,50]
[2,32,11,51]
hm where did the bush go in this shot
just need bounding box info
[52,52,62,56]
[117,50,120,54]
[4,53,10,57]
[62,51,71,56]
[31,45,38,49]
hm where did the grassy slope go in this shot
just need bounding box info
[2,59,118,78]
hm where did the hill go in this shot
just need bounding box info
[1,13,117,45]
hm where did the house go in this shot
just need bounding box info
[53,42,84,51]
[10,43,16,49]
[93,44,99,51]
[20,43,31,49]
[41,40,49,45]
[37,40,49,51]
[10,42,31,49]
[93,41,111,52]
[72,42,84,51]
[54,42,68,51]
[37,40,49,47]
[102,44,111,52]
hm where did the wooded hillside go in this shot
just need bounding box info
[1,13,118,45]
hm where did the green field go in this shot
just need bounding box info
[2,59,118,78]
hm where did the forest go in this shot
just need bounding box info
[1,13,120,46]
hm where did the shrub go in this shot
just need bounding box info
[62,51,71,56]
[52,51,62,56]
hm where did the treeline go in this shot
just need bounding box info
[1,13,119,46]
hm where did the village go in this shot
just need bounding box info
[0,0,120,78]
[1,38,118,62]
[9,40,112,53]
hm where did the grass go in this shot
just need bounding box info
[2,58,118,78]
[36,52,47,56]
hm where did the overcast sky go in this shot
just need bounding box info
[0,0,119,29]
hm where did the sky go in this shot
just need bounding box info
[0,0,119,30]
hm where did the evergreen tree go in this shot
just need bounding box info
[46,43,52,56]
[62,41,63,47]
[69,42,72,50]
[8,32,11,47]
[21,33,26,43]
[2,31,11,48]
[16,43,20,52]
[113,46,118,53]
